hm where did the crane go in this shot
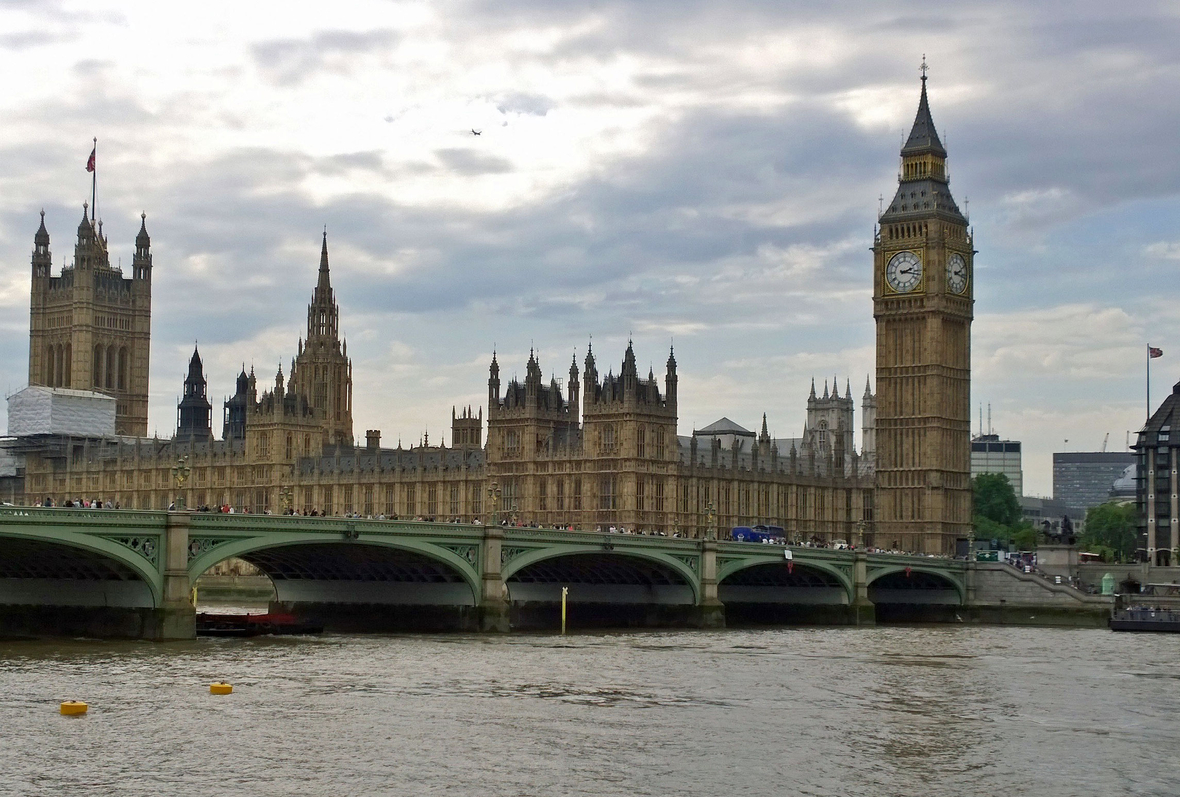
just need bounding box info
[1101,432,1109,453]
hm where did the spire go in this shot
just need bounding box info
[902,57,946,157]
[761,413,769,437]
[188,344,202,378]
[845,378,852,399]
[864,375,873,398]
[823,380,829,400]
[136,212,150,246]
[35,210,49,246]
[809,378,817,400]
[318,229,331,290]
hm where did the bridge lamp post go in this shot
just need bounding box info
[171,457,190,511]
[278,486,293,515]
[706,501,716,540]
[488,481,501,526]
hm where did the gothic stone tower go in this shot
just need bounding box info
[582,342,679,531]
[28,207,153,435]
[290,233,353,448]
[176,345,213,442]
[873,70,974,554]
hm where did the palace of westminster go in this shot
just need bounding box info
[6,75,975,554]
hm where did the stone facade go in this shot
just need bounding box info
[17,239,875,541]
[27,207,152,435]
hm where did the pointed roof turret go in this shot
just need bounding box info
[809,378,817,400]
[864,375,873,399]
[35,210,49,246]
[136,212,150,246]
[187,344,203,379]
[902,63,946,157]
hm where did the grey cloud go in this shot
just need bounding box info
[434,148,513,175]
[494,92,555,116]
[252,29,399,86]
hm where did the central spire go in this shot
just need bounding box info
[317,229,332,292]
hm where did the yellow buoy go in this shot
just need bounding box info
[209,682,233,695]
[60,700,88,716]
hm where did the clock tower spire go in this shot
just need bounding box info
[872,64,974,555]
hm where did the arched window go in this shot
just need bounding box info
[818,420,828,448]
[285,434,293,459]
[105,346,116,389]
[93,346,103,388]
[46,345,55,386]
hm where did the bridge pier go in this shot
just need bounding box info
[851,551,876,626]
[478,526,510,632]
[693,539,726,629]
[151,512,196,640]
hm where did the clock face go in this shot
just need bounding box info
[885,251,923,293]
[946,253,968,294]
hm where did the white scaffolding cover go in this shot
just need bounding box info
[7,386,116,437]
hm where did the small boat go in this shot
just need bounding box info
[196,612,323,637]
[1109,606,1180,633]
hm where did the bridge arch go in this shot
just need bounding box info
[0,530,161,608]
[188,535,481,607]
[717,555,855,602]
[501,545,700,604]
[867,566,964,605]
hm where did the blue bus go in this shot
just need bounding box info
[731,524,786,543]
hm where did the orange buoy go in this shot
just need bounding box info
[60,700,88,716]
[209,682,233,695]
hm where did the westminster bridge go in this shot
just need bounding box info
[0,507,1110,638]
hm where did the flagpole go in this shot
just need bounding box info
[91,137,97,223]
[1147,344,1152,422]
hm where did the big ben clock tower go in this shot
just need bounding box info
[873,63,974,555]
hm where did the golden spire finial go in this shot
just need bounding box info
[920,55,928,81]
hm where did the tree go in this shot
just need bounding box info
[1081,501,1138,562]
[973,473,1021,527]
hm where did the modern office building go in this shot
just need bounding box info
[971,433,1023,496]
[1053,451,1135,511]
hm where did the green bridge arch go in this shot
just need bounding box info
[715,553,855,602]
[501,543,702,603]
[866,564,966,604]
[185,532,483,601]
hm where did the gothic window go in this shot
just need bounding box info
[655,480,665,512]
[505,430,521,458]
[364,486,374,516]
[656,427,665,459]
[93,345,103,388]
[106,346,115,389]
[599,476,616,510]
[556,480,565,512]
[427,484,437,516]
[118,347,127,391]
[539,480,547,511]
[405,484,416,516]
[637,478,645,511]
[449,484,459,516]
[573,478,582,511]
[637,427,646,458]
[384,487,395,517]
[818,421,828,448]
[45,345,55,386]
[322,485,334,515]
[285,434,293,459]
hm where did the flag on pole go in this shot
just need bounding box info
[1150,347,1164,359]
[86,147,95,173]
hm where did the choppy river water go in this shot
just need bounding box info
[1,626,1178,796]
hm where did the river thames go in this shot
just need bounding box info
[1,625,1177,796]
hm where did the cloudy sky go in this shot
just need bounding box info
[0,0,1177,496]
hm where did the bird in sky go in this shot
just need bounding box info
[471,129,481,136]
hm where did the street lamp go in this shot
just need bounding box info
[171,457,190,511]
[487,481,501,526]
[278,485,293,515]
[706,501,716,540]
